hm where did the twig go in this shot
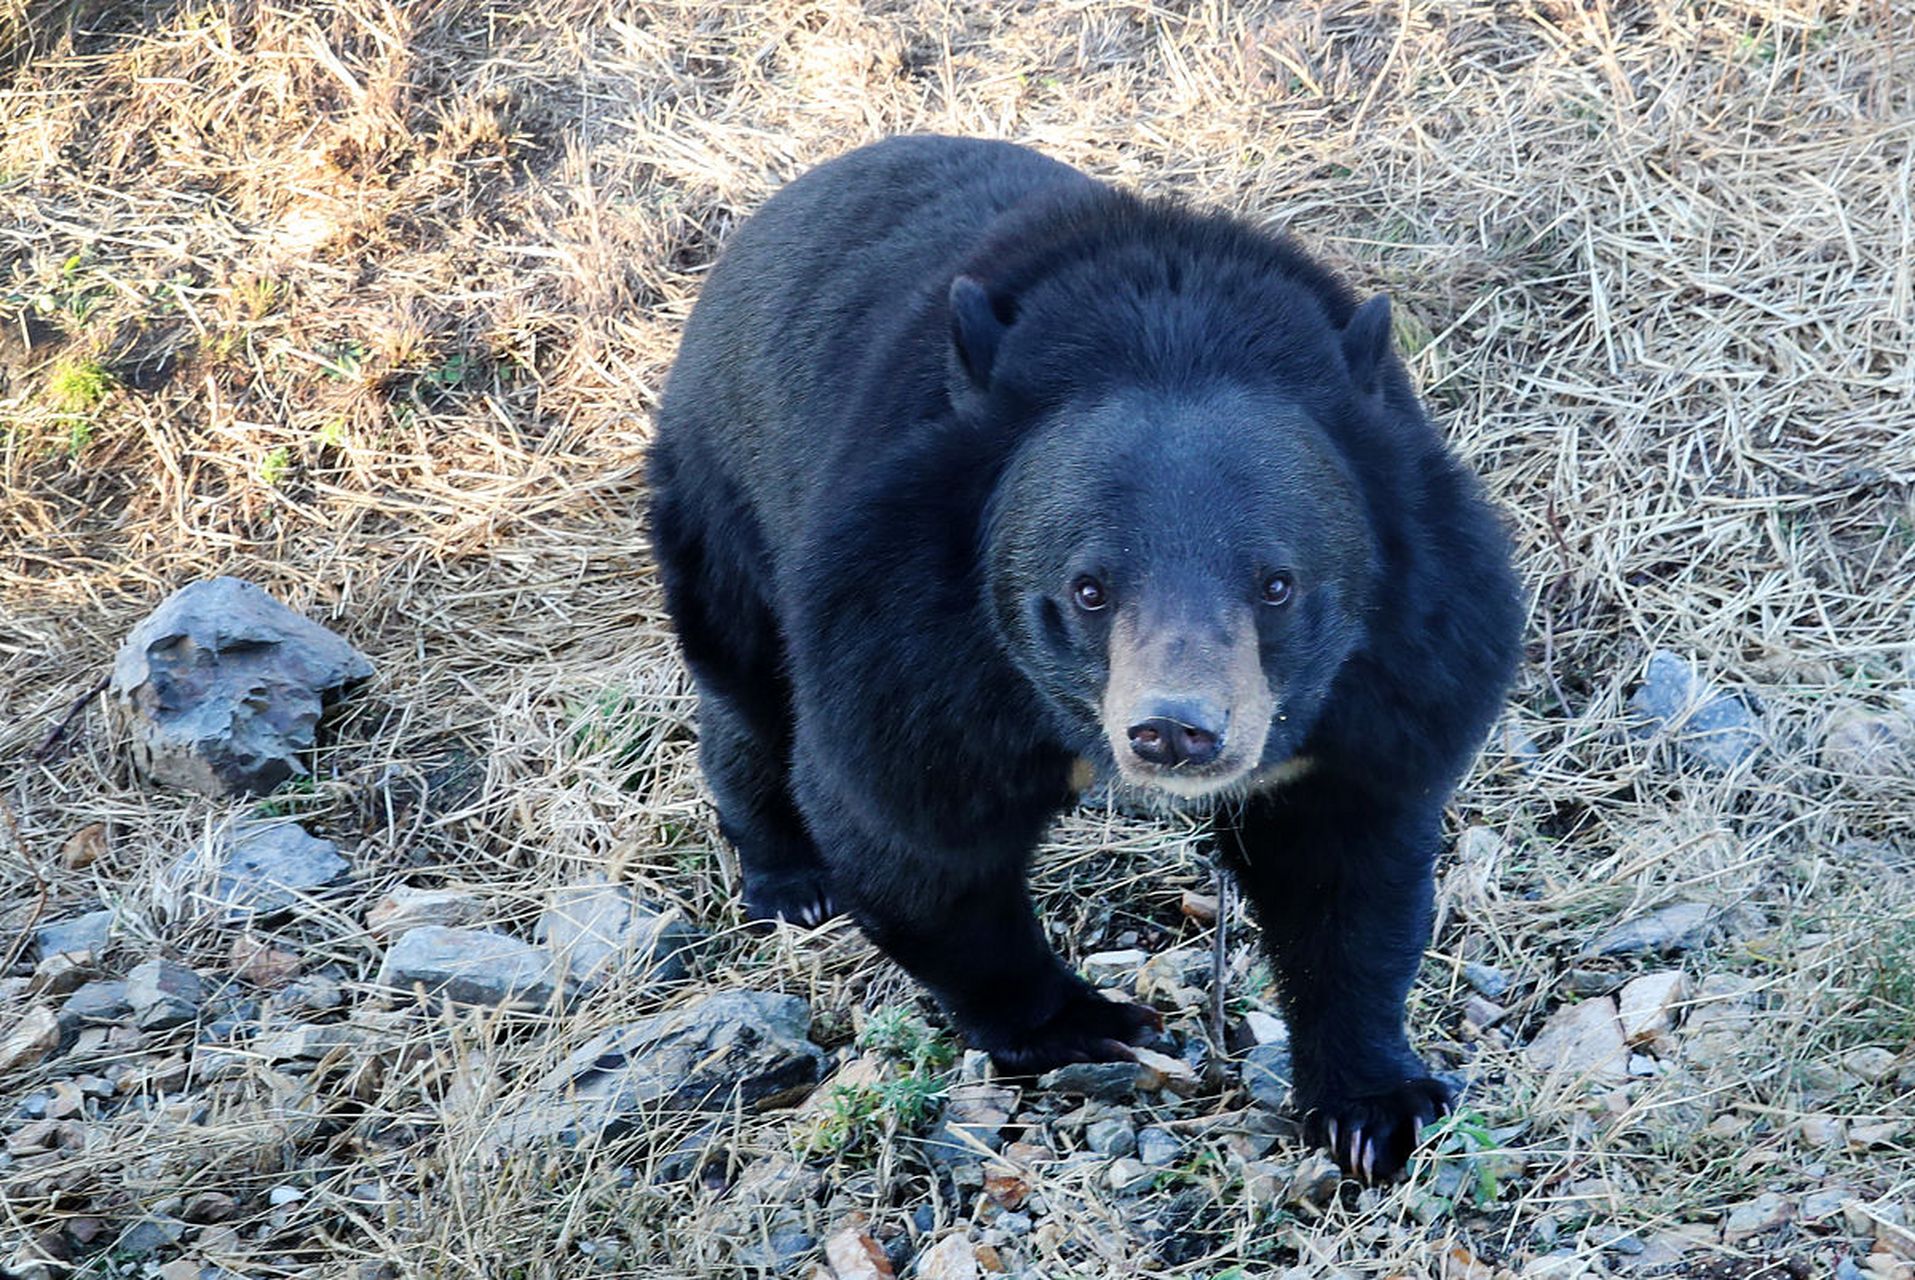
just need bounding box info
[33,674,108,762]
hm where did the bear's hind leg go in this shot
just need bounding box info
[652,479,835,926]
[698,687,836,926]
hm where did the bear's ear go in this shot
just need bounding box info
[949,275,1013,389]
[1341,293,1393,394]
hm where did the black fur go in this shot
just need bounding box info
[647,136,1524,1183]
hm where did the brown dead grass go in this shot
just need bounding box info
[2,0,1913,1277]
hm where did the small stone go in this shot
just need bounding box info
[486,991,824,1149]
[28,951,93,997]
[172,820,349,920]
[365,886,486,939]
[1084,1117,1135,1157]
[1287,1153,1343,1207]
[1243,1042,1293,1108]
[1558,968,1622,996]
[1525,998,1629,1089]
[1463,995,1506,1029]
[35,909,113,961]
[1801,1187,1850,1221]
[1723,1192,1792,1241]
[1630,650,1764,771]
[59,824,106,870]
[823,1226,894,1280]
[982,1169,1029,1210]
[378,926,560,1008]
[1850,1121,1903,1149]
[115,1216,186,1257]
[1,1005,61,1073]
[44,1081,83,1119]
[1844,1046,1900,1082]
[1038,1060,1142,1101]
[926,1083,1017,1165]
[127,959,204,1030]
[156,1262,200,1280]
[1107,1157,1153,1194]
[1136,1126,1180,1166]
[230,934,302,988]
[1617,970,1689,1044]
[1129,1045,1198,1094]
[1821,705,1915,792]
[108,576,375,797]
[1081,949,1148,987]
[536,884,699,992]
[1583,902,1716,957]
[183,1191,238,1223]
[1462,962,1511,998]
[253,1022,369,1062]
[915,1235,980,1280]
[283,972,345,1012]
[269,1185,305,1206]
[1242,1010,1289,1045]
[1179,891,1218,924]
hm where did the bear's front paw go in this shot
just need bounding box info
[742,868,839,929]
[1304,1076,1449,1184]
[978,989,1162,1076]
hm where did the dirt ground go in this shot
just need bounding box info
[2,1,1912,1277]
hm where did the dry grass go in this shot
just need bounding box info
[2,0,1913,1276]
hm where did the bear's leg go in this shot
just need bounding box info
[1216,787,1449,1183]
[651,492,834,925]
[806,811,1159,1071]
[697,688,835,926]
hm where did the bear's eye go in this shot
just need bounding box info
[1071,575,1109,612]
[1261,572,1295,607]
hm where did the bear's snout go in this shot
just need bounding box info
[1127,705,1225,768]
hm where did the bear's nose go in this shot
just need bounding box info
[1127,712,1224,768]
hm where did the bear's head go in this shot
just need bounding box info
[957,264,1390,802]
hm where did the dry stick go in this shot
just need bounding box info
[1210,862,1232,1064]
[0,795,49,974]
[33,674,109,762]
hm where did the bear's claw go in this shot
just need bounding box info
[1305,1076,1450,1185]
[981,988,1162,1076]
[743,870,839,929]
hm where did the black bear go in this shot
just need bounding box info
[648,136,1523,1183]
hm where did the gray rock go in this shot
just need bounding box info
[1136,1125,1181,1166]
[1084,1117,1135,1157]
[253,1023,370,1062]
[35,909,114,961]
[1462,962,1511,998]
[364,886,485,940]
[1081,949,1149,987]
[1583,902,1716,957]
[487,991,824,1149]
[1524,998,1629,1089]
[171,821,349,920]
[115,1216,186,1257]
[379,926,559,1009]
[1629,650,1763,772]
[1821,704,1915,791]
[924,1082,1017,1166]
[0,1005,61,1074]
[535,884,699,992]
[58,980,131,1030]
[1242,1042,1293,1109]
[1038,1061,1142,1101]
[1107,1157,1154,1195]
[1723,1191,1792,1241]
[109,576,374,797]
[127,960,204,1030]
[1835,1259,1866,1280]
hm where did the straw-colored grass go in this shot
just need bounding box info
[2,1,1911,1277]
